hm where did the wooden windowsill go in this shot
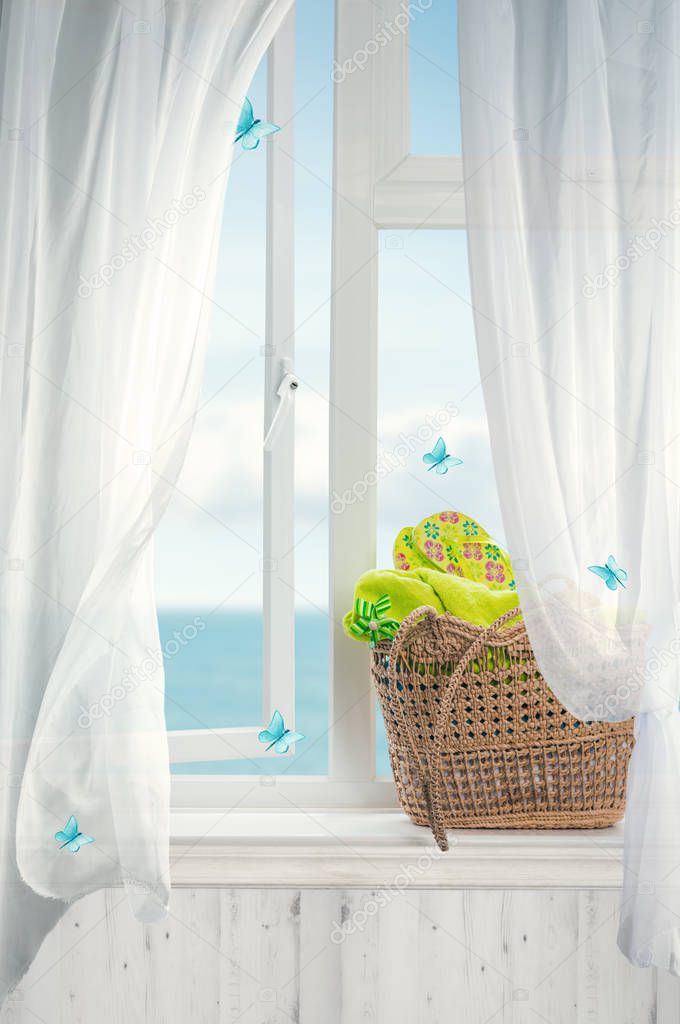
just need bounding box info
[169,809,624,889]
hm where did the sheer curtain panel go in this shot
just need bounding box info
[460,0,680,973]
[0,0,292,1001]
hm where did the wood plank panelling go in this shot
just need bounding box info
[298,891,342,1024]
[3,887,677,1024]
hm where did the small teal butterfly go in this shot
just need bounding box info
[258,710,305,754]
[588,555,627,591]
[422,437,463,475]
[54,816,95,854]
[234,97,280,150]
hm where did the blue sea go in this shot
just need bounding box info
[160,610,390,776]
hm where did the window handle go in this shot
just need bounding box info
[263,360,299,451]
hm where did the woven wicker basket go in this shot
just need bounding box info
[371,606,635,850]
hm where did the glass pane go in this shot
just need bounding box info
[409,0,460,155]
[284,0,336,777]
[375,228,503,775]
[160,0,334,775]
[158,60,268,756]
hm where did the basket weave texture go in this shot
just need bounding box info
[371,606,635,850]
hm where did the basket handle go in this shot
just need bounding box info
[382,605,523,852]
[433,606,524,746]
[428,606,523,850]
[385,606,448,851]
[386,605,439,693]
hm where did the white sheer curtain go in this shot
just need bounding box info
[460,0,680,973]
[0,0,291,999]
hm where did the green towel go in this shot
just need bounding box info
[343,567,520,643]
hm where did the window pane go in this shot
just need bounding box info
[409,0,460,155]
[159,0,334,776]
[375,228,503,775]
[286,0,336,776]
[157,62,268,761]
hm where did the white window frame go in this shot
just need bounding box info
[170,0,466,811]
[167,10,298,768]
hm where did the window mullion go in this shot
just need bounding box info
[329,0,383,782]
[263,8,297,733]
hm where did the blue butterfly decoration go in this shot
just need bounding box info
[234,97,280,150]
[258,710,305,754]
[588,555,627,591]
[422,437,463,475]
[54,815,95,854]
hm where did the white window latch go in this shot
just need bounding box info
[263,359,299,451]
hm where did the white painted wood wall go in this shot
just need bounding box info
[3,887,675,1024]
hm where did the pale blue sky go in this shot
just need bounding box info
[154,0,503,612]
